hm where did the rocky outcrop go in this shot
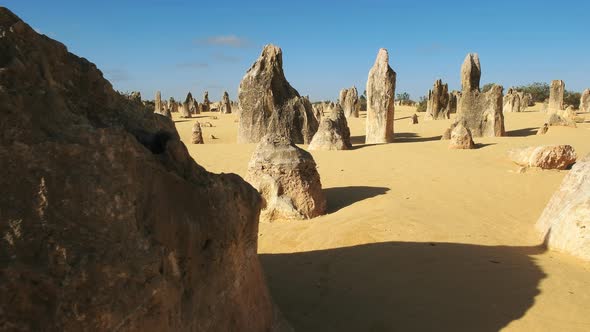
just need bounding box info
[246,134,326,222]
[536,123,549,135]
[220,91,232,114]
[455,53,505,137]
[547,112,576,128]
[128,91,141,103]
[0,8,285,331]
[448,123,475,149]
[536,153,590,261]
[191,122,204,144]
[340,86,359,118]
[202,91,210,112]
[548,80,565,113]
[365,48,396,144]
[448,91,461,114]
[508,145,577,170]
[237,44,319,144]
[308,104,352,151]
[580,89,590,113]
[168,97,178,112]
[425,79,450,120]
[155,90,162,113]
[503,88,526,113]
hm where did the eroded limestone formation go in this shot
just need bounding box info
[202,91,211,112]
[221,91,232,114]
[237,44,318,144]
[365,48,396,144]
[536,153,590,261]
[548,80,565,113]
[454,53,505,137]
[246,134,326,222]
[448,123,475,149]
[0,8,286,331]
[192,122,204,144]
[340,86,359,118]
[425,79,450,120]
[504,88,525,113]
[580,89,590,113]
[308,104,352,151]
[508,145,577,170]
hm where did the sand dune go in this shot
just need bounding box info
[176,106,590,332]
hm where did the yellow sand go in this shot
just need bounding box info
[175,106,590,332]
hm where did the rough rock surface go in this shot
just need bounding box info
[580,89,590,113]
[128,91,141,103]
[237,44,318,144]
[0,8,285,332]
[536,153,590,261]
[220,91,232,114]
[340,86,359,118]
[308,104,352,151]
[455,54,505,137]
[365,48,396,144]
[425,79,450,120]
[155,90,162,113]
[448,91,461,114]
[508,145,577,170]
[536,123,549,135]
[191,122,204,144]
[410,113,418,124]
[246,134,326,222]
[202,91,210,112]
[547,112,576,128]
[503,88,525,113]
[448,123,475,149]
[548,80,565,113]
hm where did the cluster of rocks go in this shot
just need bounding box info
[237,44,318,144]
[339,86,360,118]
[503,88,532,113]
[153,90,234,119]
[0,7,286,331]
[308,104,352,151]
[424,79,458,120]
[452,53,505,137]
[365,48,396,144]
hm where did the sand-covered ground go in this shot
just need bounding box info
[174,106,590,332]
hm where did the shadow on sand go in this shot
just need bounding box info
[395,132,442,143]
[261,242,546,332]
[324,186,390,213]
[506,127,540,137]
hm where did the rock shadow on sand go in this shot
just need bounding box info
[324,186,389,213]
[506,127,540,137]
[395,132,443,143]
[261,242,546,332]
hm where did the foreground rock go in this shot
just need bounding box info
[246,134,326,222]
[366,48,396,144]
[580,89,590,113]
[455,53,505,137]
[238,44,318,144]
[0,8,285,331]
[548,80,565,113]
[220,91,232,114]
[308,105,352,151]
[536,153,590,261]
[448,123,475,149]
[192,122,204,144]
[425,79,450,120]
[340,86,359,118]
[508,145,577,170]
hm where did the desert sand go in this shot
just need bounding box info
[175,106,590,332]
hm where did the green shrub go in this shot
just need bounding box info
[416,96,427,112]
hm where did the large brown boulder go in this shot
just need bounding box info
[425,79,450,120]
[536,153,590,261]
[237,44,318,144]
[455,54,505,137]
[548,80,565,113]
[0,7,285,331]
[246,134,326,222]
[308,104,352,151]
[365,48,396,144]
[580,88,590,113]
[340,86,359,118]
[508,145,577,170]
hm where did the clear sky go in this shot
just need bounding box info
[6,0,589,102]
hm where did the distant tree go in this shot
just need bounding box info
[482,83,496,93]
[416,96,428,112]
[396,92,411,102]
[515,82,550,103]
[564,90,581,109]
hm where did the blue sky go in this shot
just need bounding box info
[6,0,589,102]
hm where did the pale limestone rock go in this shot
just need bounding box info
[366,48,396,144]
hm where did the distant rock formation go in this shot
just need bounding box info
[536,153,590,261]
[155,90,162,113]
[169,97,178,112]
[192,122,204,144]
[580,89,590,113]
[508,145,577,170]
[455,53,505,137]
[202,91,211,112]
[308,104,352,150]
[237,44,318,144]
[548,80,565,113]
[221,91,232,114]
[425,79,450,120]
[410,113,418,124]
[340,86,359,118]
[0,8,285,331]
[365,48,396,144]
[246,134,326,222]
[448,123,475,149]
[547,111,576,128]
[504,88,525,113]
[128,91,141,102]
